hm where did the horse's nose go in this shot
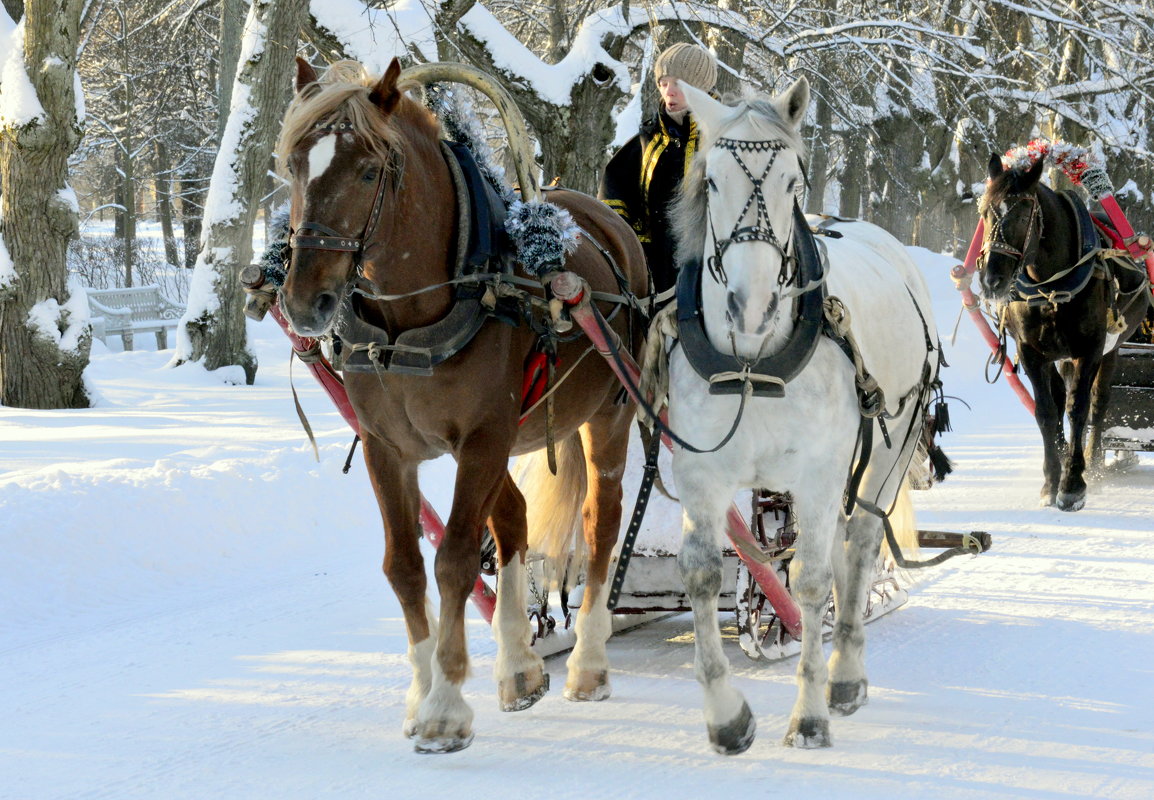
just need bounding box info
[313,290,338,321]
[726,289,776,335]
[726,290,742,325]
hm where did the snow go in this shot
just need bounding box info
[24,276,90,353]
[3,247,1154,798]
[309,0,441,71]
[0,229,14,290]
[0,19,45,129]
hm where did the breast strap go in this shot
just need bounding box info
[675,203,826,398]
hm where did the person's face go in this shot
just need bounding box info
[657,76,687,113]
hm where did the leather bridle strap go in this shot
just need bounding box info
[289,221,361,252]
[981,194,1042,274]
[289,153,397,262]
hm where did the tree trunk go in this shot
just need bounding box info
[155,141,180,267]
[217,0,245,141]
[0,0,88,408]
[173,0,305,383]
[117,143,137,286]
[805,80,832,215]
[178,172,204,269]
[115,5,135,286]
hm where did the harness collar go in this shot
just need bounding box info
[337,141,511,375]
[1009,191,1100,307]
[676,201,826,398]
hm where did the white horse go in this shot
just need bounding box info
[663,78,942,753]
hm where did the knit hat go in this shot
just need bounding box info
[653,43,717,92]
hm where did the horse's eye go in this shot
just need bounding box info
[706,177,718,193]
[363,168,380,183]
[787,178,798,193]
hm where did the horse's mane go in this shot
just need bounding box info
[672,96,807,268]
[275,60,431,173]
[979,164,1046,216]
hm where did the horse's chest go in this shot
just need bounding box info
[1007,300,1106,357]
[667,346,859,488]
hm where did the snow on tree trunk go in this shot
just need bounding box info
[173,0,305,383]
[0,1,89,409]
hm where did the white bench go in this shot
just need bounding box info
[87,285,184,350]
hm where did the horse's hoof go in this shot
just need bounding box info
[708,701,756,755]
[564,669,611,701]
[413,730,475,754]
[1057,491,1085,512]
[784,717,832,749]
[1039,492,1057,508]
[827,680,869,717]
[498,670,550,712]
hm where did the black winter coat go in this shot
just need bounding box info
[598,108,700,293]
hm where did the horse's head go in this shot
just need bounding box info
[677,78,809,358]
[275,57,407,336]
[978,153,1045,299]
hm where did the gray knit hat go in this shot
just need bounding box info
[654,43,718,92]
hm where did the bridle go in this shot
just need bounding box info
[979,192,1043,282]
[288,122,402,281]
[705,137,797,288]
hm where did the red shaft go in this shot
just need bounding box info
[952,220,1036,415]
[1098,194,1154,288]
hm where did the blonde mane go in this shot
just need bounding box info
[275,60,425,174]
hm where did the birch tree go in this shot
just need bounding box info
[172,0,304,382]
[0,0,89,408]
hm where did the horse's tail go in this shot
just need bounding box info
[881,477,920,567]
[514,434,588,590]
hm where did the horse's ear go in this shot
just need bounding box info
[988,152,1005,180]
[773,76,810,130]
[296,57,319,95]
[680,80,729,139]
[1020,154,1045,190]
[369,58,404,116]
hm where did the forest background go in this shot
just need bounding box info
[1,0,1151,407]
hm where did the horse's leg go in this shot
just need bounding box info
[1021,351,1066,506]
[361,436,433,739]
[826,511,880,717]
[1085,352,1117,476]
[1057,355,1100,511]
[488,472,550,711]
[564,408,631,702]
[784,487,839,748]
[677,466,756,755]
[414,436,509,753]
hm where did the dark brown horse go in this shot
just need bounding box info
[979,154,1150,510]
[276,57,647,752]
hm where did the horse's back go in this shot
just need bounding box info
[544,188,649,297]
[813,217,936,400]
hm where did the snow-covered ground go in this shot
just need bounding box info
[2,249,1153,799]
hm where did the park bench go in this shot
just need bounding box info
[87,285,184,350]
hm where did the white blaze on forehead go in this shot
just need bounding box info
[307,134,337,184]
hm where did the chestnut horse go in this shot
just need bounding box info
[276,57,647,752]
